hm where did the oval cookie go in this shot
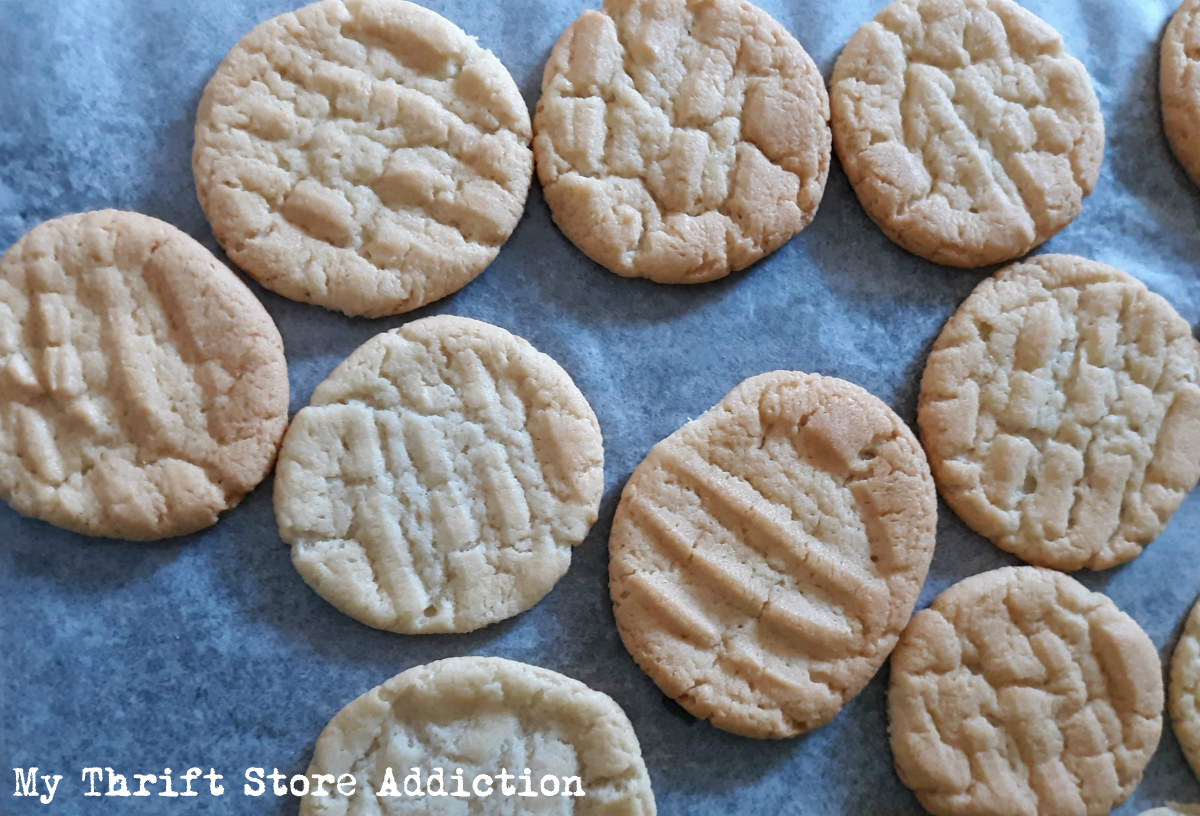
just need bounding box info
[301,656,656,815]
[609,371,936,739]
[274,315,603,633]
[1171,594,1200,783]
[0,210,288,540]
[830,0,1103,267]
[193,0,533,318]
[918,254,1200,571]
[533,0,831,284]
[1163,0,1200,187]
[889,566,1163,816]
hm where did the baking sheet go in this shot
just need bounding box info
[2,0,1199,812]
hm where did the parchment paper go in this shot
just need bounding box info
[2,0,1199,813]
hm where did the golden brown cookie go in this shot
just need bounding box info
[830,0,1103,267]
[889,566,1163,816]
[1171,593,1200,783]
[193,0,533,317]
[1163,0,1200,187]
[919,254,1200,571]
[274,315,603,633]
[301,657,656,815]
[609,371,936,738]
[0,210,288,540]
[534,0,830,283]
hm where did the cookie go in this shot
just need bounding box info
[889,566,1163,816]
[1138,808,1200,816]
[1163,0,1200,187]
[830,0,1103,268]
[609,371,936,739]
[0,210,288,540]
[1171,594,1200,783]
[301,656,656,815]
[919,254,1200,571]
[193,0,533,318]
[533,0,830,284]
[274,315,603,634]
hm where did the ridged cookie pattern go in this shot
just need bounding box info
[889,566,1163,816]
[919,254,1200,571]
[193,0,533,318]
[274,315,604,634]
[1171,594,1200,784]
[830,0,1103,268]
[0,210,288,540]
[301,657,656,815]
[609,372,936,738]
[534,0,831,283]
[1162,0,1200,188]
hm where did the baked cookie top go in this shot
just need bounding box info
[301,656,657,816]
[274,315,603,634]
[1163,0,1200,187]
[889,566,1163,816]
[1171,594,1200,784]
[193,0,533,318]
[609,371,936,739]
[918,254,1200,571]
[830,0,1103,268]
[0,210,288,540]
[533,0,830,284]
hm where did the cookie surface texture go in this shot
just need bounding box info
[608,371,936,739]
[274,315,604,634]
[0,210,289,540]
[889,566,1163,816]
[193,0,533,318]
[1171,594,1200,783]
[830,0,1103,267]
[301,656,656,816]
[1163,0,1200,187]
[918,254,1200,571]
[533,0,831,284]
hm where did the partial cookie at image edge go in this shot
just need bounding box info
[300,656,657,816]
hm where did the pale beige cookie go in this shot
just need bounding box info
[301,656,656,815]
[830,0,1103,268]
[1163,0,1200,187]
[533,0,831,284]
[274,315,603,634]
[193,0,533,318]
[1171,594,1200,782]
[919,254,1200,571]
[889,566,1163,816]
[1139,807,1200,816]
[0,210,289,540]
[609,371,936,739]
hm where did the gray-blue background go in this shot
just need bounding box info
[1,0,1198,812]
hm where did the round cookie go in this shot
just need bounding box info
[533,0,830,284]
[1171,594,1200,782]
[919,254,1200,571]
[889,566,1164,816]
[193,0,533,318]
[609,371,936,739]
[830,0,1103,268]
[1163,0,1200,187]
[301,656,656,815]
[0,210,289,540]
[274,315,603,634]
